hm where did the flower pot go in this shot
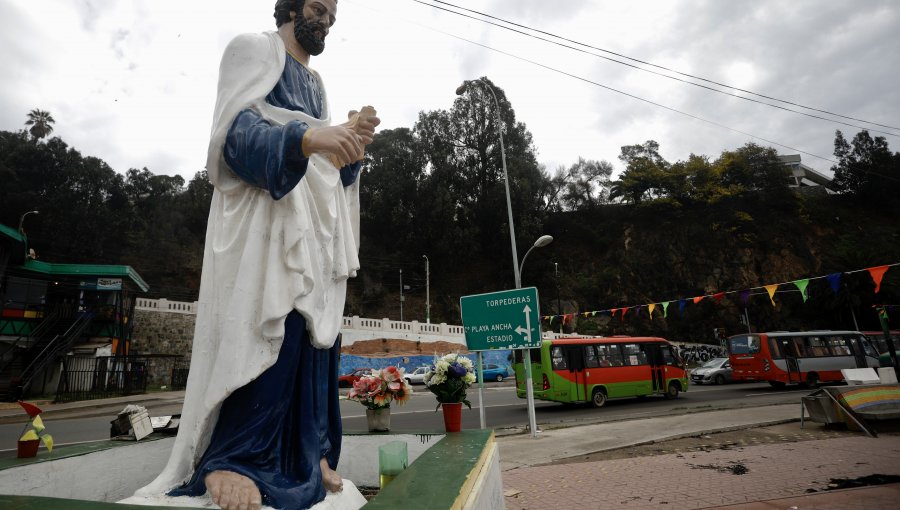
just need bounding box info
[441,402,463,432]
[17,439,40,458]
[366,407,391,432]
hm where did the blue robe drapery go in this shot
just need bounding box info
[168,53,356,510]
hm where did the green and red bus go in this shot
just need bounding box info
[727,331,880,387]
[512,336,689,407]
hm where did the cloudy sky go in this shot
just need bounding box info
[2,0,899,181]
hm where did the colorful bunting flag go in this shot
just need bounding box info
[662,301,670,318]
[693,296,704,304]
[738,289,751,305]
[764,284,778,306]
[713,292,725,302]
[678,299,686,316]
[793,279,810,302]
[868,265,890,293]
[826,273,842,294]
[648,303,656,319]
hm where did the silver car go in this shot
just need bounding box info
[404,366,429,385]
[690,357,732,385]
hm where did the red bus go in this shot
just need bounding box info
[513,336,688,407]
[727,331,880,388]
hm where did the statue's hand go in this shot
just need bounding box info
[345,108,381,146]
[303,125,363,168]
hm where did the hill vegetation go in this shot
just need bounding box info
[2,87,899,344]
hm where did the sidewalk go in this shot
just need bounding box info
[5,394,899,508]
[497,404,900,509]
[0,391,186,425]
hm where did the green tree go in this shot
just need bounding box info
[610,140,670,204]
[561,158,613,210]
[24,109,55,141]
[831,130,900,200]
[715,143,789,195]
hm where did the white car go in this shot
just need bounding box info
[405,366,429,385]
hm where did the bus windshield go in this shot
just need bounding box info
[728,335,760,355]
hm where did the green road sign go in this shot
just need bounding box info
[460,287,541,350]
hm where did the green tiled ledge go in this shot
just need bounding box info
[0,434,170,471]
[365,429,494,509]
[0,430,497,509]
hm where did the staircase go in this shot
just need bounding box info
[1,308,93,401]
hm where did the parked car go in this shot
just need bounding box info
[476,363,509,382]
[404,366,429,385]
[338,368,373,388]
[690,357,732,385]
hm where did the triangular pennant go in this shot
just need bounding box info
[738,289,751,305]
[620,308,628,321]
[18,401,42,418]
[764,284,778,306]
[41,433,53,453]
[713,292,725,302]
[32,415,45,433]
[793,279,810,302]
[662,301,670,318]
[592,311,598,317]
[678,299,686,316]
[826,273,842,294]
[648,303,656,319]
[633,306,641,318]
[868,265,890,293]
[692,296,704,305]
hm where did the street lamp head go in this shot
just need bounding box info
[533,235,553,248]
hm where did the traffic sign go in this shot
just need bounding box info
[460,287,541,350]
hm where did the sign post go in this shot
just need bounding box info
[460,287,541,434]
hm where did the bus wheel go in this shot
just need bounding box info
[768,381,786,389]
[665,382,680,399]
[804,373,819,389]
[495,374,504,382]
[714,374,726,385]
[591,388,607,408]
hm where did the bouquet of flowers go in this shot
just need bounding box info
[347,366,413,410]
[424,353,476,409]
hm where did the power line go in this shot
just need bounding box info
[408,18,837,163]
[414,0,900,137]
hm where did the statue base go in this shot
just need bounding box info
[118,479,366,509]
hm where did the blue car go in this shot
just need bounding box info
[477,363,510,382]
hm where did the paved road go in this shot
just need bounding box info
[0,381,806,450]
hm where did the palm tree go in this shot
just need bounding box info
[25,109,55,141]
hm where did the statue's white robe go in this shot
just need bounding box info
[133,31,360,498]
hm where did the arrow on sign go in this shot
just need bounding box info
[521,305,533,345]
[515,325,529,336]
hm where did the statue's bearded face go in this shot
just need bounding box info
[294,0,336,56]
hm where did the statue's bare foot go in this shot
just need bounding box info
[205,470,262,510]
[320,457,344,493]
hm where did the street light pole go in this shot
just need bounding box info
[18,210,39,235]
[423,255,430,324]
[458,79,537,436]
[518,235,553,281]
[399,269,404,322]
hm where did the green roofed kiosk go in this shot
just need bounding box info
[0,222,148,401]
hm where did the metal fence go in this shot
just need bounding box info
[55,355,188,402]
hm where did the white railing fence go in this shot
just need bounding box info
[135,297,581,343]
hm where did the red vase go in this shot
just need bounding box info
[17,439,40,458]
[441,402,463,432]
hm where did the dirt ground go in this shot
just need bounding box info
[551,421,880,464]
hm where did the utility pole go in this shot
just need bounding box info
[423,255,430,324]
[555,262,562,334]
[399,269,404,322]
